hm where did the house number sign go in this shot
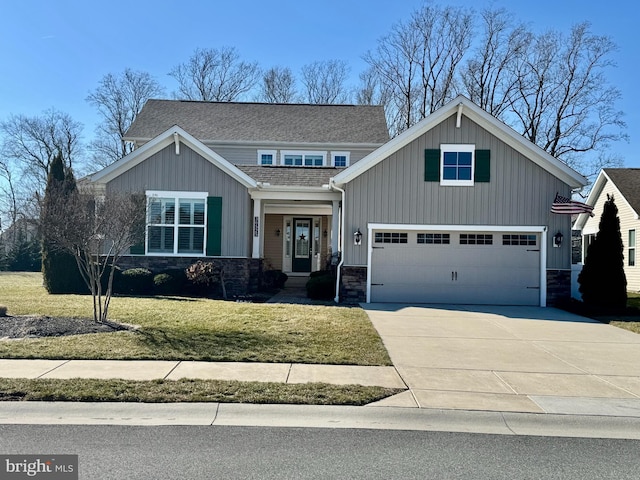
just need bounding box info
[254,216,259,237]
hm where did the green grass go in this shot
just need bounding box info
[0,378,402,404]
[0,272,391,365]
[607,292,640,334]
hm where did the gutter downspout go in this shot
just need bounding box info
[329,178,345,303]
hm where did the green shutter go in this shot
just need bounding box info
[474,149,490,182]
[424,149,440,182]
[129,214,146,255]
[206,196,222,256]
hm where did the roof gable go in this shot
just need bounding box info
[575,168,640,229]
[332,95,587,188]
[125,100,389,145]
[90,125,257,188]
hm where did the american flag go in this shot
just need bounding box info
[550,193,594,216]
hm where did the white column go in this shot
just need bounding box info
[331,200,340,254]
[252,198,262,259]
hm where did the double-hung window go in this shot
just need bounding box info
[629,230,636,267]
[440,144,474,186]
[147,191,207,256]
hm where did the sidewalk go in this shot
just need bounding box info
[0,359,405,388]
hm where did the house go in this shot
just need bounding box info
[89,100,389,295]
[574,168,640,292]
[89,96,586,306]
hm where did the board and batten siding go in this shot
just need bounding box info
[581,180,640,291]
[105,144,252,257]
[343,113,572,269]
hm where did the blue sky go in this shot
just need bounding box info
[1,0,637,168]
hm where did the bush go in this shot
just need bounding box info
[186,261,227,299]
[0,305,7,317]
[153,273,180,295]
[261,269,288,290]
[117,268,154,295]
[306,271,335,300]
[159,268,188,294]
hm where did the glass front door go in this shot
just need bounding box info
[292,218,312,272]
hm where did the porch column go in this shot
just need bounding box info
[331,200,340,254]
[252,198,262,259]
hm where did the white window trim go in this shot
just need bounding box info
[257,149,277,166]
[331,151,350,167]
[280,150,327,167]
[440,144,475,186]
[145,190,208,257]
[629,229,636,267]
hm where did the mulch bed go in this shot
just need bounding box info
[0,315,132,340]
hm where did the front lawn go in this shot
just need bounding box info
[0,272,391,365]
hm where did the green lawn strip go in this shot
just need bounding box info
[0,378,403,405]
[0,272,391,365]
[559,292,640,335]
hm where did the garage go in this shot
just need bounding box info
[368,227,543,305]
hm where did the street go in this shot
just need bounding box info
[0,425,637,479]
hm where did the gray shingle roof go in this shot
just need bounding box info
[604,168,640,214]
[236,165,343,187]
[125,100,389,144]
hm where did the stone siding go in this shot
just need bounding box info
[339,266,367,303]
[116,256,262,297]
[547,269,571,306]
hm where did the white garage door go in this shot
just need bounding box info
[370,230,540,305]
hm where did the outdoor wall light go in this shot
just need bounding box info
[553,231,563,248]
[354,228,363,246]
[275,229,281,237]
[323,229,328,238]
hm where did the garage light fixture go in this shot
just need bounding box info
[553,231,563,248]
[354,228,362,246]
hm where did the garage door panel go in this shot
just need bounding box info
[370,229,541,305]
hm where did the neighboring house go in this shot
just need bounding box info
[574,169,640,292]
[89,96,586,305]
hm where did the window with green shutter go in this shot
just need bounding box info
[206,196,222,256]
[424,146,490,185]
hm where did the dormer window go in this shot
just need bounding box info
[257,150,276,165]
[331,151,350,167]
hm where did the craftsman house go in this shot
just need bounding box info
[89,96,586,305]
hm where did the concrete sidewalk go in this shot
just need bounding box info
[0,359,405,388]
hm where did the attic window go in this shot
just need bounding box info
[331,152,350,167]
[281,150,326,167]
[441,144,474,186]
[258,150,276,165]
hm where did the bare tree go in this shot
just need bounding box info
[508,22,627,168]
[169,47,260,101]
[42,188,146,323]
[87,69,165,167]
[363,4,472,135]
[0,109,83,184]
[301,60,351,104]
[257,66,298,103]
[460,8,528,118]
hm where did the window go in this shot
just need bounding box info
[629,230,636,267]
[502,234,537,246]
[417,233,450,244]
[331,151,350,167]
[440,144,475,186]
[281,151,326,167]
[146,191,207,256]
[460,234,493,245]
[375,232,408,244]
[257,150,276,165]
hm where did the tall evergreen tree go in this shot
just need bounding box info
[578,194,627,308]
[41,152,85,293]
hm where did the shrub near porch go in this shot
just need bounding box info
[0,273,391,365]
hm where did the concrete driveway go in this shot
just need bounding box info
[364,304,640,416]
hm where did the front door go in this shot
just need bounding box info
[292,218,312,272]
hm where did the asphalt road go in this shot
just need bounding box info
[0,425,638,479]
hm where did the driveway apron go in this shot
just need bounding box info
[364,304,640,416]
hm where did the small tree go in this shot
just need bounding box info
[42,189,146,322]
[578,194,627,308]
[185,260,227,299]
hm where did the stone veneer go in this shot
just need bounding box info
[546,269,571,306]
[116,256,262,297]
[339,266,367,303]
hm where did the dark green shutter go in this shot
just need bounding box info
[424,149,440,182]
[129,214,146,255]
[474,149,490,182]
[206,196,222,256]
